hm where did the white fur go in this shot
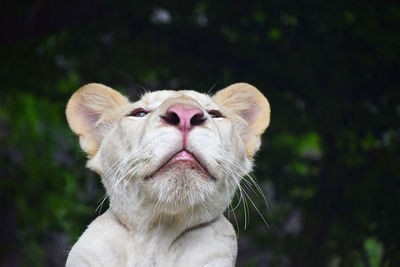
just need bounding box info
[66,86,269,267]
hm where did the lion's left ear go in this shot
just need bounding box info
[213,83,270,158]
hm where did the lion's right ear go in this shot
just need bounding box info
[66,83,129,157]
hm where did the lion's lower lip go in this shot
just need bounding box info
[170,150,196,162]
[153,150,211,178]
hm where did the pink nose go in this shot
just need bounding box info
[162,104,205,146]
[162,104,205,132]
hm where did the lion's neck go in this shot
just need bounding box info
[108,197,199,250]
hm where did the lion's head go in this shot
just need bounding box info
[66,83,270,229]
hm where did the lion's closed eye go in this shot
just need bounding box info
[207,110,224,118]
[127,108,150,117]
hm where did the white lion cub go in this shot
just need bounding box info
[65,83,270,266]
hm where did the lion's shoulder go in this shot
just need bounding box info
[66,210,129,266]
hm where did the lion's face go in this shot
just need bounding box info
[66,83,270,227]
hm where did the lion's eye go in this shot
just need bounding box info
[208,110,223,118]
[128,109,149,117]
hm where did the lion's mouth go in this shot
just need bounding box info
[150,150,212,179]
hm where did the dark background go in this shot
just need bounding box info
[1,1,399,266]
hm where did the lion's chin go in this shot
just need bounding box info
[144,163,215,213]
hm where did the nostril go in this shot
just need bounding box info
[190,113,206,126]
[161,112,180,125]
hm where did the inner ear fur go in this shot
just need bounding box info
[66,83,129,157]
[213,83,271,158]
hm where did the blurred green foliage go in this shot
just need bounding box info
[0,0,399,266]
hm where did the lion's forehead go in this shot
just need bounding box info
[141,90,215,110]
